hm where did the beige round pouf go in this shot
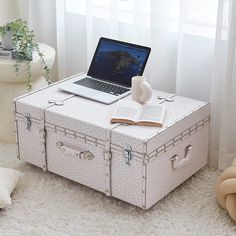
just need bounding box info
[0,43,55,143]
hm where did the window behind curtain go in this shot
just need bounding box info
[64,0,228,39]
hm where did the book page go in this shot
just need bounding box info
[139,104,165,123]
[111,100,141,122]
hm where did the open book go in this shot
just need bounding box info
[110,100,166,127]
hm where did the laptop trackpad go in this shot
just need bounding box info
[72,87,113,101]
[76,87,100,97]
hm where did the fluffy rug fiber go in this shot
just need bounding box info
[0,144,235,236]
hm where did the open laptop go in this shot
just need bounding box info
[58,37,151,104]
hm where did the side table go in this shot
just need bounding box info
[0,43,55,143]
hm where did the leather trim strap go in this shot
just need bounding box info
[39,94,75,171]
[13,101,20,160]
[142,158,148,209]
[104,124,120,196]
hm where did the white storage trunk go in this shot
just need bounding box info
[14,73,210,209]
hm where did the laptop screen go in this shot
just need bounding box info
[87,37,151,87]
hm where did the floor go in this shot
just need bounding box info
[0,143,235,236]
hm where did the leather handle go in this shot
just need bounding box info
[171,145,192,170]
[56,141,94,160]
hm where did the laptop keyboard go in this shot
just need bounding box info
[74,77,130,96]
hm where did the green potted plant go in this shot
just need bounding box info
[0,18,51,91]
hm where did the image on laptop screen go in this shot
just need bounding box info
[87,38,151,87]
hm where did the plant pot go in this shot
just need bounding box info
[1,30,14,50]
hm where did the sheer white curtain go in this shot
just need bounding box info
[18,0,58,81]
[210,0,236,169]
[26,0,236,170]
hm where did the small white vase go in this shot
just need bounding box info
[1,31,14,50]
[131,76,152,103]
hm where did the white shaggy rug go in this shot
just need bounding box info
[0,144,235,236]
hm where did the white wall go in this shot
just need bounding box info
[0,0,19,24]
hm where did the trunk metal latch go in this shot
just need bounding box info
[23,112,32,131]
[123,144,132,165]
